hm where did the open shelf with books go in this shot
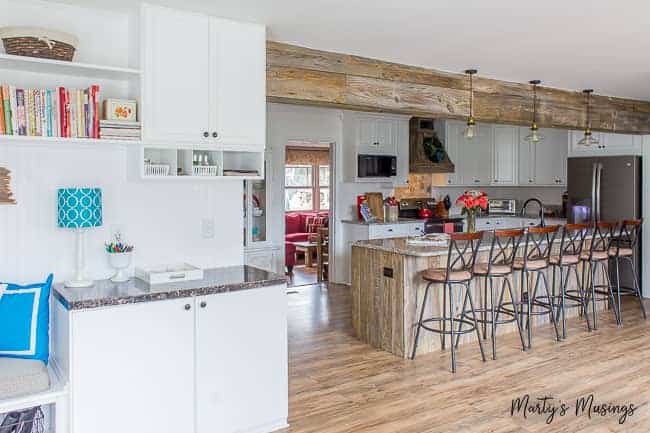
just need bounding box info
[0,84,141,143]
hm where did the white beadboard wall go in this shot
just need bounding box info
[0,145,244,284]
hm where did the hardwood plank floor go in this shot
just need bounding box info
[281,283,650,433]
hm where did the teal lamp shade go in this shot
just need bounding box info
[57,188,103,229]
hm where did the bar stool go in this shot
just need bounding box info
[411,232,486,373]
[579,221,621,329]
[463,229,527,359]
[513,225,562,348]
[550,223,592,338]
[609,219,647,323]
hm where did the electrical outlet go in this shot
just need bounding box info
[201,218,215,239]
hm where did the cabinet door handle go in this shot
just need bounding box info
[203,131,209,138]
[212,132,218,138]
[184,304,191,311]
[387,228,393,232]
[200,301,207,308]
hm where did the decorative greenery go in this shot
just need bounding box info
[422,134,445,163]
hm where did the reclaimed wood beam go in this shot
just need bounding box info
[267,41,650,134]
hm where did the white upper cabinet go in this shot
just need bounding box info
[357,115,397,155]
[455,122,492,186]
[343,112,407,184]
[210,18,266,147]
[142,5,266,148]
[142,6,211,144]
[569,130,642,156]
[491,125,518,185]
[519,127,567,186]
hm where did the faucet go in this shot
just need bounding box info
[521,198,546,227]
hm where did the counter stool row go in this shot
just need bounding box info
[410,220,647,373]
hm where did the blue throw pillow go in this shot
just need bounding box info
[0,274,52,363]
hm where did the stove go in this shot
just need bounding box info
[398,197,464,233]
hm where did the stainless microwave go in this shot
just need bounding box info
[358,154,397,178]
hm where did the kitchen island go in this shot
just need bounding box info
[351,233,606,358]
[52,266,288,433]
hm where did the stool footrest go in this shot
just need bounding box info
[419,317,477,336]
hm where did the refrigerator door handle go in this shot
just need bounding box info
[595,162,603,221]
[591,162,598,224]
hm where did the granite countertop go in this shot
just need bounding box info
[341,218,427,225]
[353,222,572,258]
[54,265,287,311]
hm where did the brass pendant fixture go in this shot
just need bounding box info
[577,89,599,146]
[463,69,477,139]
[524,80,544,143]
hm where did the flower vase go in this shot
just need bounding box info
[466,212,477,233]
[108,252,132,283]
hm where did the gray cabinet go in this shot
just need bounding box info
[518,127,567,186]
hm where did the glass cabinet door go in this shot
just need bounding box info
[244,158,268,246]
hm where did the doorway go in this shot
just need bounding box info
[284,142,333,287]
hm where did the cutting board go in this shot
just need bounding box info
[365,192,384,222]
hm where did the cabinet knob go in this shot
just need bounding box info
[184,304,191,311]
[203,131,209,138]
[529,179,533,183]
[448,179,452,184]
[200,301,207,308]
[212,132,218,138]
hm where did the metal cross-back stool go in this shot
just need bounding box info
[579,221,621,329]
[513,225,562,348]
[460,229,527,360]
[410,231,486,373]
[550,223,593,339]
[609,219,647,324]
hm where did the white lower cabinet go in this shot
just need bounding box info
[195,288,288,433]
[66,298,195,433]
[54,285,288,433]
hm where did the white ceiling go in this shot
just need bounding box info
[53,0,650,100]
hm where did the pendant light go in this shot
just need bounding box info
[463,69,478,139]
[577,89,599,146]
[524,80,544,143]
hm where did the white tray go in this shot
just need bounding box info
[135,263,204,285]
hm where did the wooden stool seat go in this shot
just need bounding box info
[421,269,472,283]
[512,258,547,270]
[610,247,633,257]
[473,263,511,276]
[549,254,580,266]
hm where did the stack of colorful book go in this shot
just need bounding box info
[99,120,141,141]
[0,84,101,138]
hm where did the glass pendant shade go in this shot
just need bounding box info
[463,117,476,139]
[577,129,599,146]
[524,127,544,144]
[525,80,544,144]
[463,69,477,139]
[578,89,598,147]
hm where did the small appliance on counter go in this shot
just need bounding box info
[487,198,517,216]
[398,197,464,233]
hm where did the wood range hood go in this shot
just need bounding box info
[408,117,455,174]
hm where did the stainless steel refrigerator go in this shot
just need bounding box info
[567,155,642,287]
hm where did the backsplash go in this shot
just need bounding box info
[394,173,565,214]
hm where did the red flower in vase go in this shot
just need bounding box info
[456,191,488,214]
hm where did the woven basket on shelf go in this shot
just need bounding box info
[0,26,78,61]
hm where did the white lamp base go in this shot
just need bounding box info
[64,279,94,288]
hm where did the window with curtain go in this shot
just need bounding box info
[285,147,331,212]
